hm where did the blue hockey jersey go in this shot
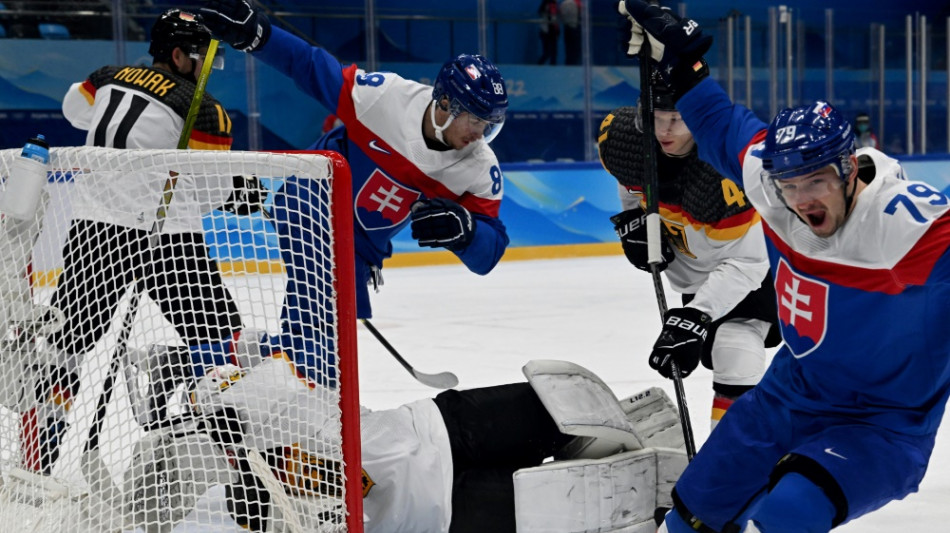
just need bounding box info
[677,78,950,436]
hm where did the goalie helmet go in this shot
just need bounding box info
[149,9,215,64]
[754,101,855,182]
[432,54,508,142]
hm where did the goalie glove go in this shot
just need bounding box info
[610,208,674,273]
[221,175,268,215]
[649,307,710,380]
[198,0,271,52]
[410,198,475,252]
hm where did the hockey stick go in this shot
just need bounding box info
[359,318,459,389]
[638,19,697,460]
[80,40,221,501]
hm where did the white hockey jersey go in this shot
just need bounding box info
[61,65,233,233]
[617,138,769,321]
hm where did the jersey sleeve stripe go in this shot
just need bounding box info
[188,129,232,150]
[739,130,767,166]
[763,212,950,294]
[660,203,761,241]
[78,80,96,106]
[214,104,229,134]
[457,194,501,218]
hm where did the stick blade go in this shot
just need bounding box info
[411,369,458,389]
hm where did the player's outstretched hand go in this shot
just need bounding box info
[649,307,710,379]
[198,0,271,52]
[610,208,673,272]
[410,198,474,252]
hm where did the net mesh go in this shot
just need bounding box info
[0,147,360,532]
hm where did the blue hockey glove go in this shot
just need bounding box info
[618,0,711,90]
[198,0,271,52]
[649,307,710,379]
[610,208,674,273]
[410,198,474,252]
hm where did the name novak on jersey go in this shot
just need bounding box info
[72,65,232,151]
[111,66,178,98]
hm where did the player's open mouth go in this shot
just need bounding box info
[805,211,826,227]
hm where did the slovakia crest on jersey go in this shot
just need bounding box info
[774,258,829,358]
[355,169,421,231]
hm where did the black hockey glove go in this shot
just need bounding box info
[198,0,271,52]
[221,175,268,216]
[618,0,711,90]
[410,198,474,252]
[610,208,674,272]
[649,307,710,380]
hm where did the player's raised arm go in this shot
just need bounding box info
[198,0,346,114]
[618,0,766,181]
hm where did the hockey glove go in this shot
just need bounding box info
[618,0,711,88]
[410,198,475,252]
[610,208,674,272]
[649,307,710,380]
[221,175,268,215]
[198,0,271,52]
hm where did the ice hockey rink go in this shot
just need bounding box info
[356,254,950,532]
[8,253,947,531]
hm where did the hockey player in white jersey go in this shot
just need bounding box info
[127,355,687,533]
[17,9,249,475]
[619,1,950,532]
[195,0,510,325]
[599,73,779,430]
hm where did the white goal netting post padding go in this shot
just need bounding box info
[0,147,361,533]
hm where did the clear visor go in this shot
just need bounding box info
[456,112,505,143]
[189,48,225,70]
[654,112,690,137]
[760,167,845,207]
[445,98,506,143]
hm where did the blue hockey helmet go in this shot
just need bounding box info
[754,101,855,181]
[431,54,508,143]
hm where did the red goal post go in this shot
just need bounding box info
[0,147,363,532]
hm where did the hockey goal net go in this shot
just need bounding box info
[0,147,361,532]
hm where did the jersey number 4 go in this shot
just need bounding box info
[93,88,150,148]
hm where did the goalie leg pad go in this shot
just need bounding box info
[514,447,688,533]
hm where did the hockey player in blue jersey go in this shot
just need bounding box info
[618,1,950,532]
[197,0,509,322]
[160,0,511,386]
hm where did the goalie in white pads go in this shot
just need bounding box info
[132,357,686,533]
